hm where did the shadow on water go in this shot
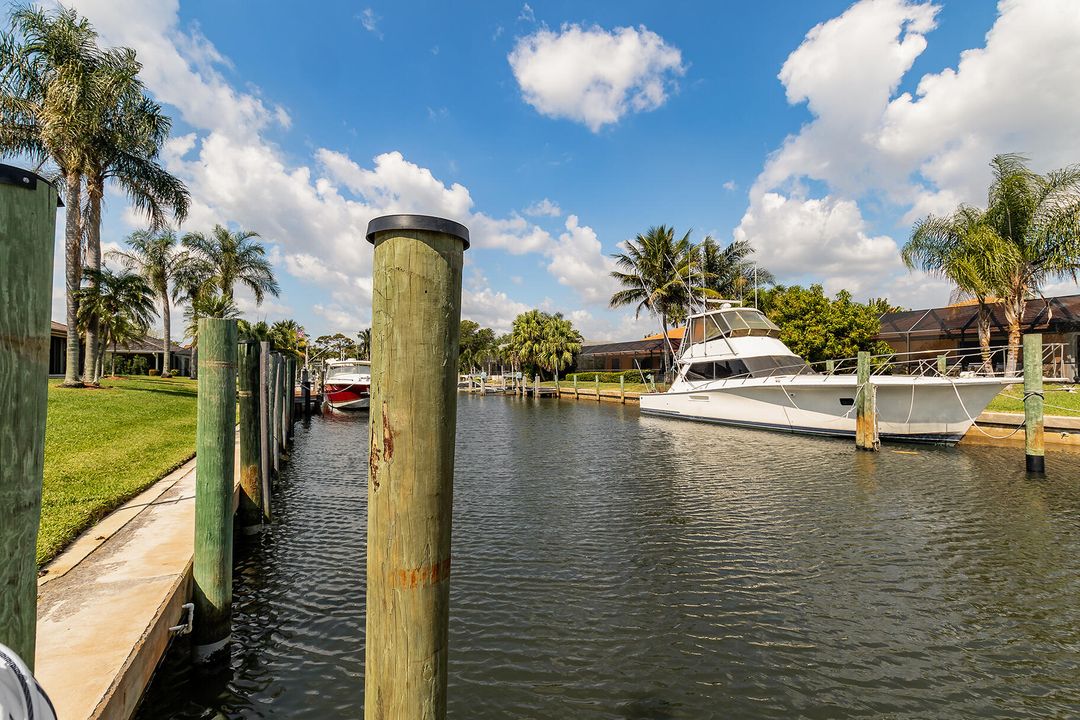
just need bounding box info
[136,394,1080,719]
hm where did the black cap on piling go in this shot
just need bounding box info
[0,163,64,206]
[366,214,470,249]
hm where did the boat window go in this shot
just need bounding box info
[683,359,749,380]
[688,309,781,341]
[740,355,815,377]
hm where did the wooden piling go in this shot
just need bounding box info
[271,353,281,477]
[825,359,835,374]
[365,214,468,719]
[258,342,272,520]
[855,351,879,451]
[574,375,579,399]
[595,375,600,401]
[301,366,311,417]
[237,341,263,531]
[285,356,295,441]
[937,354,947,375]
[1024,333,1045,475]
[620,375,625,404]
[534,374,540,397]
[0,165,59,668]
[192,317,238,659]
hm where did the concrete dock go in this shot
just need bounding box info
[35,447,242,720]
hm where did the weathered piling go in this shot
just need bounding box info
[620,375,625,403]
[937,354,947,375]
[258,342,272,520]
[595,375,600,401]
[271,353,281,477]
[534,374,540,397]
[826,359,835,374]
[280,356,291,452]
[301,366,311,417]
[1024,333,1045,475]
[237,341,263,531]
[573,375,579,399]
[365,214,468,719]
[192,318,238,659]
[0,164,59,668]
[855,351,879,451]
[286,357,296,436]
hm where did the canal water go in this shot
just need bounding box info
[136,394,1080,719]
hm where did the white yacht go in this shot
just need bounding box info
[323,359,371,411]
[639,303,1012,445]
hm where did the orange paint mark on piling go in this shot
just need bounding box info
[392,557,452,589]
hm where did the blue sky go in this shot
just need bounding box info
[32,0,1080,339]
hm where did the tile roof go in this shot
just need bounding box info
[878,294,1080,338]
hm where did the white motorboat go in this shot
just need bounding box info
[639,303,1014,445]
[323,359,371,411]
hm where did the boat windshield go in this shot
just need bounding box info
[683,354,815,380]
[327,362,369,376]
[687,309,780,342]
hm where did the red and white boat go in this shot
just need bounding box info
[323,359,371,411]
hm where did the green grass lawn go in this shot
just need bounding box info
[983,384,1080,417]
[40,376,198,565]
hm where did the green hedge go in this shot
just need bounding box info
[564,370,652,383]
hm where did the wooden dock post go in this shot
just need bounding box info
[1024,333,1045,475]
[237,341,263,531]
[620,375,625,404]
[534,374,540,397]
[0,164,59,668]
[277,355,288,455]
[192,317,238,660]
[826,359,835,374]
[554,372,560,396]
[937,354,947,375]
[301,366,311,417]
[365,215,468,719]
[855,351,879,451]
[573,375,579,399]
[595,375,600,401]
[285,356,295,441]
[270,353,281,477]
[258,342,272,520]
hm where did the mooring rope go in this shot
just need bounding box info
[948,380,1027,439]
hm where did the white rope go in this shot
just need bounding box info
[948,380,1027,439]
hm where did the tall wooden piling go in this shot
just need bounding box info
[1024,333,1045,475]
[937,354,947,375]
[620,375,625,404]
[0,165,59,668]
[271,353,281,477]
[237,341,263,531]
[573,375,579,399]
[280,356,291,452]
[301,366,311,417]
[192,317,238,659]
[595,375,600,401]
[826,359,835,374]
[365,215,468,719]
[855,351,879,451]
[258,342,272,520]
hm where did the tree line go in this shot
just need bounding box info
[0,6,285,385]
[458,310,583,381]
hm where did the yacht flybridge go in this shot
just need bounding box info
[639,303,1015,445]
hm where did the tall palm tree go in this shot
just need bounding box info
[697,236,774,304]
[357,327,372,360]
[982,153,1080,374]
[536,313,582,380]
[182,224,280,303]
[1,6,134,386]
[74,265,157,378]
[610,225,697,361]
[81,61,189,384]
[902,205,1017,371]
[110,229,195,377]
[238,319,272,342]
[270,319,305,359]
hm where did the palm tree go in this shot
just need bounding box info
[110,229,195,377]
[697,236,774,304]
[610,226,697,362]
[1,6,132,386]
[238,319,272,342]
[183,290,239,378]
[357,327,372,360]
[270,319,305,359]
[536,313,582,380]
[74,266,157,377]
[507,309,547,376]
[182,224,279,303]
[81,61,189,384]
[902,205,1016,371]
[982,154,1080,374]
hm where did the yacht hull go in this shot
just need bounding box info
[639,376,1008,445]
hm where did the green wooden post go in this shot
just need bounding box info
[365,215,467,719]
[825,359,835,374]
[573,375,579,399]
[1024,334,1045,475]
[271,353,281,477]
[595,375,600,401]
[855,351,879,451]
[237,341,263,532]
[554,371,560,395]
[0,165,59,668]
[280,356,291,454]
[258,342,272,520]
[937,354,947,375]
[284,356,294,441]
[534,374,539,397]
[620,375,625,404]
[192,317,238,660]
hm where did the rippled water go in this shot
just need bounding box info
[136,394,1080,719]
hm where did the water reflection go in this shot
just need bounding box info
[137,394,1080,719]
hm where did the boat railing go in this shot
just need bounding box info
[694,343,1070,384]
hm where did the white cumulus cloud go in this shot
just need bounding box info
[508,23,685,131]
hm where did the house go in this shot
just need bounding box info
[49,322,193,377]
[576,328,685,374]
[876,295,1080,380]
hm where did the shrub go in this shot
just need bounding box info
[148,368,160,377]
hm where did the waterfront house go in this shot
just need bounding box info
[876,295,1080,380]
[576,328,685,374]
[49,321,193,377]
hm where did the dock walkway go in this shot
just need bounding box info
[35,445,241,720]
